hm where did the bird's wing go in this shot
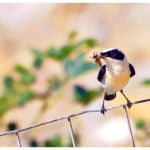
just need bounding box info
[97,65,106,82]
[129,63,135,77]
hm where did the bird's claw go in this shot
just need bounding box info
[127,101,132,109]
[100,107,106,115]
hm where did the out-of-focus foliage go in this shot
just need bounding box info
[46,38,96,61]
[44,136,64,147]
[142,79,150,85]
[17,90,35,106]
[3,76,14,93]
[64,53,97,78]
[15,65,35,84]
[44,133,79,147]
[0,35,103,147]
[32,48,46,68]
[7,122,18,131]
[138,79,150,146]
[46,46,75,60]
[74,85,103,104]
[29,139,39,147]
[0,36,102,120]
[135,119,145,129]
[135,119,150,146]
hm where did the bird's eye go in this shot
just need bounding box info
[100,52,106,57]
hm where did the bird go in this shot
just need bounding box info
[92,48,135,114]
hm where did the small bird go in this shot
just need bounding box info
[92,48,135,114]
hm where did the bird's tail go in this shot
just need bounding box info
[104,92,116,101]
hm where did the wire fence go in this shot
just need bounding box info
[0,98,150,147]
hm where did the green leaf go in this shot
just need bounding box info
[74,85,102,105]
[33,57,43,68]
[73,38,97,49]
[44,136,63,147]
[74,85,89,104]
[3,76,14,95]
[51,81,61,91]
[4,76,13,87]
[21,73,35,84]
[63,59,74,77]
[31,48,45,68]
[88,89,103,100]
[48,76,61,91]
[17,91,35,106]
[46,47,59,58]
[83,38,97,47]
[135,119,145,129]
[14,65,28,74]
[46,45,74,60]
[31,48,45,58]
[14,65,35,84]
[142,79,150,85]
[0,98,8,116]
[46,38,97,60]
[60,45,74,58]
[64,53,98,77]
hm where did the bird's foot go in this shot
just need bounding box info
[127,100,132,109]
[100,106,106,115]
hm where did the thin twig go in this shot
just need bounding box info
[37,86,52,99]
[67,117,76,147]
[0,98,149,137]
[123,106,136,147]
[16,132,22,147]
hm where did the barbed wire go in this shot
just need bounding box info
[0,98,150,147]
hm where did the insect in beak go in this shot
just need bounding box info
[90,52,102,67]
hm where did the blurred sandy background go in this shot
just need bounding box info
[0,3,150,147]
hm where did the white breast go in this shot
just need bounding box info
[105,68,130,93]
[100,57,130,94]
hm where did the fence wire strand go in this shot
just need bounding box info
[16,132,22,147]
[67,117,76,147]
[0,98,150,147]
[123,106,136,147]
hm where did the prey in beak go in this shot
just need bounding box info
[90,52,102,67]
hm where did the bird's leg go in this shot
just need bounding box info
[120,90,132,109]
[100,99,106,115]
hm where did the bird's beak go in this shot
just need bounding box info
[100,55,105,59]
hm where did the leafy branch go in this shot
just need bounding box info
[0,37,102,119]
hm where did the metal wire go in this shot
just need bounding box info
[67,117,76,147]
[16,132,22,147]
[0,98,149,147]
[123,106,136,147]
